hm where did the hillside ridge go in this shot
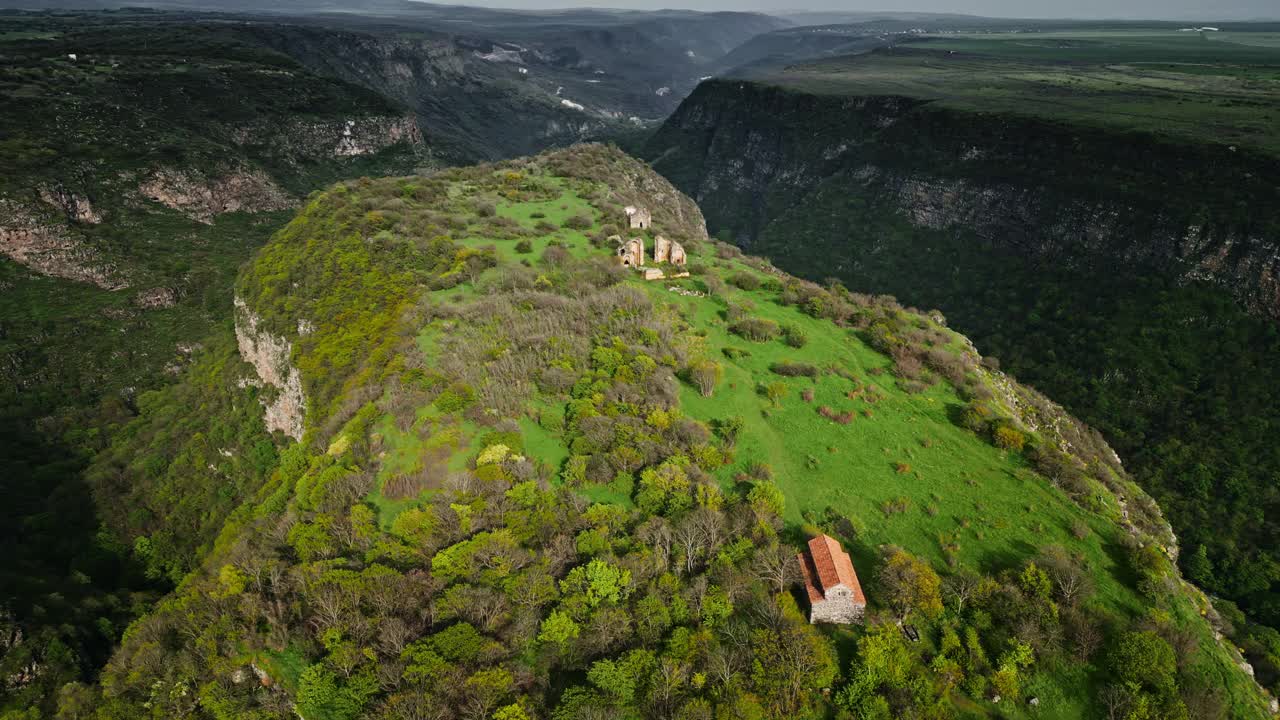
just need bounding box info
[67,144,1271,720]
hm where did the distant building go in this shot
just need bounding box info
[798,534,866,624]
[625,205,651,230]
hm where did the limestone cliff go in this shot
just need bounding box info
[233,113,424,162]
[646,80,1280,320]
[137,167,294,224]
[0,196,124,289]
[233,296,305,441]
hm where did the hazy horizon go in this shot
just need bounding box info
[407,0,1280,22]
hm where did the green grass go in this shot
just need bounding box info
[258,645,309,692]
[641,269,1138,622]
[765,29,1280,155]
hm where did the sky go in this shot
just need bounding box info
[420,0,1280,21]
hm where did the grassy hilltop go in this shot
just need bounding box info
[66,145,1270,720]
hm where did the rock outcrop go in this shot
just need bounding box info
[234,296,305,440]
[0,198,124,289]
[234,113,423,160]
[138,167,294,224]
[647,80,1280,320]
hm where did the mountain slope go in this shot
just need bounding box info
[642,40,1280,685]
[0,15,426,712]
[70,145,1270,719]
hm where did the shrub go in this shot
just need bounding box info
[993,425,1027,451]
[729,317,781,342]
[817,406,855,424]
[541,245,571,267]
[769,361,819,378]
[782,324,808,348]
[801,388,814,403]
[435,382,476,412]
[476,201,496,217]
[894,462,912,474]
[958,401,994,433]
[687,359,723,398]
[728,272,761,291]
[563,214,592,230]
[763,381,788,407]
[881,496,912,516]
[515,239,533,254]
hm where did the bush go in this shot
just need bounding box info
[541,245,571,267]
[817,406,855,424]
[563,214,592,230]
[729,318,780,342]
[763,381,788,407]
[515,239,533,254]
[782,324,808,348]
[434,382,476,413]
[687,359,723,398]
[993,424,1027,451]
[729,272,761,291]
[770,361,819,378]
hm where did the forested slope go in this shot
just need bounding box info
[59,145,1271,720]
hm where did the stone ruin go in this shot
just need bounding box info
[624,205,651,230]
[615,236,644,267]
[611,207,690,281]
[653,235,687,266]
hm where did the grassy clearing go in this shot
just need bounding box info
[643,269,1140,621]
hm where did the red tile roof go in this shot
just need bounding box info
[797,551,825,604]
[802,534,866,604]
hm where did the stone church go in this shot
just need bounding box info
[616,237,645,267]
[653,236,687,266]
[624,205,651,230]
[798,534,866,624]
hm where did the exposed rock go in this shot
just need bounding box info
[134,287,177,309]
[0,198,125,289]
[139,167,293,223]
[234,113,423,160]
[39,185,102,225]
[234,296,306,440]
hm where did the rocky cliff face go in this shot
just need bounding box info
[234,113,423,162]
[137,167,294,224]
[647,80,1280,320]
[1,112,423,286]
[233,296,305,441]
[0,196,123,289]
